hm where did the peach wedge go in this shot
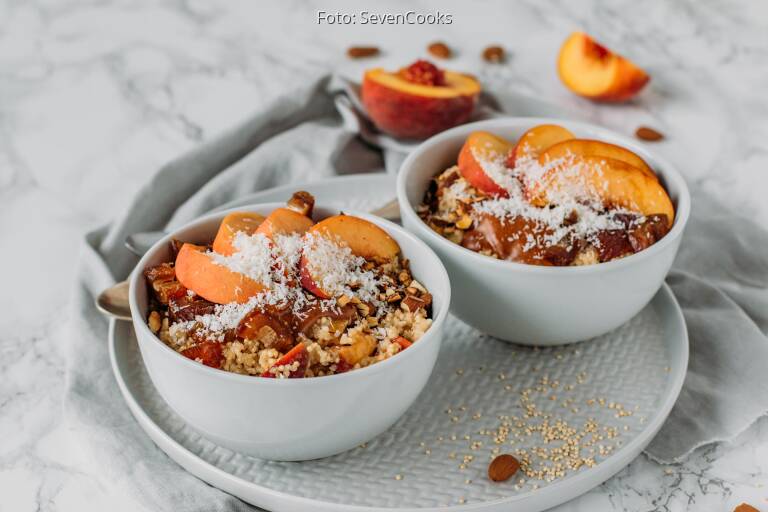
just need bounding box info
[508,124,574,167]
[212,211,266,256]
[175,244,266,304]
[458,131,515,197]
[541,139,657,180]
[533,156,674,226]
[558,32,649,102]
[300,215,400,298]
[255,207,314,239]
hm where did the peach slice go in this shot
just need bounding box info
[212,211,266,256]
[255,207,314,239]
[174,243,267,304]
[308,215,400,263]
[362,60,481,139]
[457,131,515,197]
[508,124,575,167]
[300,215,400,298]
[532,155,674,226]
[541,139,657,180]
[558,32,650,102]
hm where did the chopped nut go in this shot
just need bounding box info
[409,280,427,293]
[337,295,351,307]
[427,41,452,59]
[347,46,379,59]
[488,454,520,482]
[386,293,402,303]
[148,311,162,333]
[455,215,473,230]
[483,45,505,63]
[285,191,314,216]
[398,270,412,284]
[635,126,664,141]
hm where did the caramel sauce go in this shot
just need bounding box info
[461,214,555,265]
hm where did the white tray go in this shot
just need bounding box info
[110,174,688,512]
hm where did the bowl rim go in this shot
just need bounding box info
[128,203,451,386]
[397,116,691,275]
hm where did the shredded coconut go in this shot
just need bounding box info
[468,151,643,249]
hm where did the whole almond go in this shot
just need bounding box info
[428,41,452,59]
[483,45,505,63]
[347,46,380,59]
[635,126,664,141]
[488,454,520,482]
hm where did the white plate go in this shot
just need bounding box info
[110,174,688,512]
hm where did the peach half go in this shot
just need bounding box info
[362,60,481,139]
[457,131,515,197]
[558,32,649,102]
[531,155,674,226]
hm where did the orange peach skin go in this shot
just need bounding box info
[508,124,574,167]
[255,207,314,239]
[212,211,266,256]
[542,139,657,180]
[175,243,266,304]
[457,131,514,197]
[558,32,649,102]
[533,155,674,226]
[362,69,480,139]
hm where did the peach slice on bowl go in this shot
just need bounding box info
[255,207,314,239]
[541,139,657,180]
[175,243,267,304]
[532,155,675,226]
[558,32,650,102]
[299,215,401,298]
[212,211,266,256]
[507,124,575,167]
[457,131,515,197]
[362,60,481,139]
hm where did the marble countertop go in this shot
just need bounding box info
[2,0,767,510]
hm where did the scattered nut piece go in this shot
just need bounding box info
[483,45,505,63]
[488,454,520,482]
[286,190,314,216]
[347,46,380,59]
[428,41,452,59]
[635,126,664,141]
[148,311,162,333]
[455,215,473,230]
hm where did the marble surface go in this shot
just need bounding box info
[2,0,768,510]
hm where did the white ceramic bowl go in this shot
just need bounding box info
[129,204,451,461]
[397,117,690,346]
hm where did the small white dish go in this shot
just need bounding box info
[397,118,691,345]
[128,202,451,461]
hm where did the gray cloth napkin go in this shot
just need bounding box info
[66,73,768,511]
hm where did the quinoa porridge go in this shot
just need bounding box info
[144,192,433,378]
[418,126,675,266]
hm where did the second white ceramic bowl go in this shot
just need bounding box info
[397,117,690,345]
[129,204,450,460]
